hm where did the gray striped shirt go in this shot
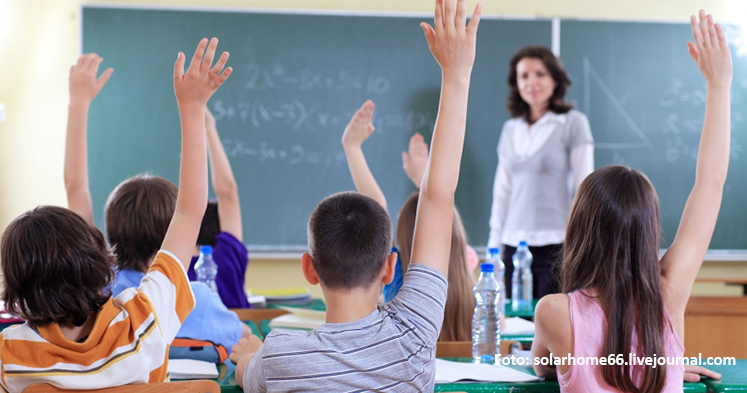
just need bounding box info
[242,264,448,392]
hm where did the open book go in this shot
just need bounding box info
[434,358,540,384]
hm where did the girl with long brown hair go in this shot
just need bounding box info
[531,10,732,393]
[341,100,477,341]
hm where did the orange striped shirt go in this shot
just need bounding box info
[0,251,195,393]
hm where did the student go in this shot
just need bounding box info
[62,53,249,353]
[187,107,250,309]
[0,38,231,391]
[340,101,476,341]
[230,1,481,390]
[531,10,731,393]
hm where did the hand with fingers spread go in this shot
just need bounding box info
[420,0,482,77]
[342,100,376,148]
[174,37,233,109]
[160,37,233,269]
[69,53,113,106]
[688,9,732,88]
[402,133,429,189]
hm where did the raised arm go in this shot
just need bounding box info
[402,133,429,189]
[410,0,481,277]
[64,54,113,224]
[205,106,243,241]
[162,38,232,268]
[341,100,387,210]
[661,10,732,318]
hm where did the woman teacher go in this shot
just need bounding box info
[488,46,594,300]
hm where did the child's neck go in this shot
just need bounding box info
[59,313,96,342]
[322,286,380,324]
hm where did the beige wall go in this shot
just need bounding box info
[2,0,746,298]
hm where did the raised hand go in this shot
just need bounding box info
[687,9,732,88]
[402,133,429,188]
[69,53,113,105]
[342,100,376,148]
[420,0,482,77]
[174,37,232,108]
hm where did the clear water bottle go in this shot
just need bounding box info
[195,245,218,293]
[511,241,533,311]
[472,262,501,364]
[487,247,506,315]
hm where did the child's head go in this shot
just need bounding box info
[1,206,115,327]
[397,191,475,341]
[306,191,393,290]
[561,165,661,292]
[197,201,220,247]
[562,165,665,391]
[104,174,177,272]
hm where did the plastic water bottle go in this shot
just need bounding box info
[511,241,533,311]
[472,262,501,364]
[487,247,506,315]
[195,245,218,293]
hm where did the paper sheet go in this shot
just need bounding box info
[434,358,540,383]
[502,317,535,335]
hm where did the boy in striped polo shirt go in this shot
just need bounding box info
[230,1,482,391]
[0,37,232,392]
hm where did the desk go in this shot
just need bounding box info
[701,359,747,392]
[214,357,707,392]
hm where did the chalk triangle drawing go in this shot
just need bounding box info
[583,57,653,151]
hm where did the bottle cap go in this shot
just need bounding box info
[519,240,528,247]
[488,247,500,258]
[480,263,494,273]
[199,245,213,255]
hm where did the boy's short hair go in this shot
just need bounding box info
[197,201,220,247]
[1,206,115,327]
[104,174,177,272]
[307,191,392,289]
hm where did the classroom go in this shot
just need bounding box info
[1,0,747,392]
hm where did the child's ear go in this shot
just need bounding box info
[382,252,398,285]
[301,253,320,285]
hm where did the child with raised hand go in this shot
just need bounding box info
[62,50,249,355]
[188,106,251,309]
[231,0,481,390]
[531,10,731,393]
[0,38,231,392]
[341,103,478,341]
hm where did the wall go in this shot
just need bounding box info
[1,0,745,298]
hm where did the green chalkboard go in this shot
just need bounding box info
[82,6,552,250]
[561,20,747,249]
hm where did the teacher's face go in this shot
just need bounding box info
[516,58,556,110]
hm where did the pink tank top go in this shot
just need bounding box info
[557,291,685,392]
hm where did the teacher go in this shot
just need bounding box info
[488,46,594,300]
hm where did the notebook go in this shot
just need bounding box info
[168,359,219,380]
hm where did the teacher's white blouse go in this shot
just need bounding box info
[487,110,594,248]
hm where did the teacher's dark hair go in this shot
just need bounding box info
[507,46,573,123]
